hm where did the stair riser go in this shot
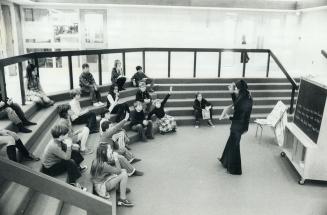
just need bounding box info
[157,85,293,91]
[155,78,300,84]
[167,107,274,116]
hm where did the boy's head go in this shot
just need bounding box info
[139,81,146,92]
[134,101,143,112]
[101,110,111,120]
[82,63,90,73]
[51,124,69,141]
[153,99,161,109]
[57,104,71,119]
[136,66,143,72]
[70,88,81,100]
[101,120,111,132]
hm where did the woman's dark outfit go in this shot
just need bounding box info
[111,68,126,91]
[106,92,130,123]
[193,98,213,121]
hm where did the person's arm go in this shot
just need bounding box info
[193,100,202,110]
[111,69,118,83]
[103,162,122,175]
[52,142,72,160]
[104,118,128,137]
[231,93,237,104]
[147,109,155,120]
[79,75,92,88]
[135,91,142,101]
[161,93,171,107]
[107,94,116,112]
[203,99,212,107]
[0,129,9,136]
[69,100,81,117]
[146,91,152,101]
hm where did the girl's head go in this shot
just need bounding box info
[82,63,89,73]
[91,143,111,177]
[196,92,202,101]
[110,84,119,94]
[235,79,248,95]
[114,59,121,68]
[139,81,146,92]
[57,104,71,119]
[26,63,38,79]
[51,124,69,142]
[134,101,143,112]
[153,99,161,109]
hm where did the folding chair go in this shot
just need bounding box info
[254,101,288,145]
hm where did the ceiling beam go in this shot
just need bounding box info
[296,0,327,9]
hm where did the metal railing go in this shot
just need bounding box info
[0,47,298,112]
[322,50,327,59]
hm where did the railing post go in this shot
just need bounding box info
[122,52,126,76]
[168,51,171,78]
[193,51,197,78]
[266,52,271,78]
[218,51,221,78]
[142,50,145,74]
[289,86,296,114]
[34,57,39,76]
[242,52,246,77]
[18,62,26,105]
[68,56,74,90]
[98,54,102,85]
[0,66,7,101]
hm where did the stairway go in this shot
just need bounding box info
[0,78,298,215]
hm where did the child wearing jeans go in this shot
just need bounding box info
[135,81,152,114]
[130,101,154,142]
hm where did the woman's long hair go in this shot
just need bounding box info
[26,63,39,90]
[109,84,118,98]
[234,80,251,105]
[90,143,109,179]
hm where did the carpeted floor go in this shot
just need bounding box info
[115,124,327,215]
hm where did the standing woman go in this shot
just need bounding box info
[219,80,253,175]
[193,92,215,128]
[111,60,126,91]
[25,63,55,107]
[107,84,130,122]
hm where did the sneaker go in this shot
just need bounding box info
[71,183,87,192]
[195,121,200,128]
[18,126,32,133]
[208,120,215,128]
[195,125,199,129]
[81,148,93,155]
[130,158,141,164]
[132,170,144,176]
[117,198,134,207]
[23,121,37,126]
[98,101,105,106]
[26,153,40,161]
[79,165,88,173]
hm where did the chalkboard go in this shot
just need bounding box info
[294,79,327,143]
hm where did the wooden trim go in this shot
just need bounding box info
[18,62,26,105]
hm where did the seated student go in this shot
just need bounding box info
[111,59,126,91]
[57,104,93,155]
[0,97,36,133]
[90,143,133,207]
[69,89,99,134]
[148,86,177,134]
[135,81,152,114]
[131,66,154,92]
[130,101,154,142]
[41,124,87,191]
[79,63,104,107]
[107,84,130,123]
[25,63,55,108]
[0,129,39,162]
[193,92,215,128]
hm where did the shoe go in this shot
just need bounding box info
[79,165,88,173]
[26,153,40,161]
[81,148,93,155]
[195,125,199,128]
[132,170,144,176]
[130,158,141,164]
[208,120,215,128]
[195,121,200,128]
[23,121,37,126]
[17,123,32,133]
[98,101,105,106]
[117,198,134,207]
[159,131,165,135]
[70,183,87,192]
[147,136,154,140]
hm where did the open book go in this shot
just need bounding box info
[219,104,233,120]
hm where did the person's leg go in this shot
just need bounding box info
[226,131,242,175]
[194,109,202,127]
[89,87,97,103]
[132,124,146,141]
[74,111,98,133]
[77,127,90,152]
[14,138,31,158]
[145,121,154,139]
[117,77,126,90]
[117,155,135,176]
[9,103,29,122]
[6,145,17,161]
[2,135,17,161]
[105,169,128,199]
[6,107,31,133]
[64,159,82,183]
[70,150,84,166]
[95,89,102,103]
[117,147,135,162]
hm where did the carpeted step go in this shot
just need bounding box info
[154,78,300,84]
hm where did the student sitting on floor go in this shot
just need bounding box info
[148,86,177,134]
[25,63,55,108]
[69,89,99,134]
[193,92,215,128]
[131,66,154,92]
[135,81,152,114]
[100,112,142,164]
[57,104,93,155]
[107,84,130,123]
[0,129,39,162]
[90,143,133,207]
[41,124,87,191]
[79,63,104,107]
[130,101,154,142]
[0,97,36,133]
[111,59,127,91]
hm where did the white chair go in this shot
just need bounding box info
[254,101,288,145]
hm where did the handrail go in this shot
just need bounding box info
[0,157,115,215]
[322,50,327,59]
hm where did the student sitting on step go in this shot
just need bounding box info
[193,92,215,128]
[135,81,152,114]
[79,63,104,107]
[130,101,154,142]
[0,129,39,162]
[131,66,154,92]
[41,124,87,191]
[25,63,55,108]
[107,84,130,123]
[148,86,177,134]
[111,59,126,91]
[0,97,36,133]
[100,112,141,164]
[90,143,134,207]
[57,104,93,155]
[69,89,99,134]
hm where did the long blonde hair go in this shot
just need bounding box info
[90,143,109,179]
